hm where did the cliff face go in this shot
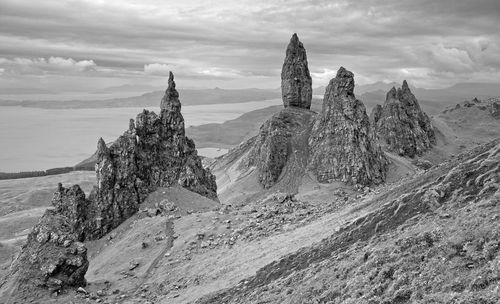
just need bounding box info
[308,67,388,185]
[4,72,217,300]
[372,81,436,157]
[281,33,312,109]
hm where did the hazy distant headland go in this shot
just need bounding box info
[2,82,500,110]
[0,87,281,109]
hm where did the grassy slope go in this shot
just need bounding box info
[197,139,500,304]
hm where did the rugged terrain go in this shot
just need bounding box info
[371,81,436,157]
[0,72,218,303]
[1,33,500,304]
[198,139,500,304]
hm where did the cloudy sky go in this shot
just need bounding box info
[1,0,499,92]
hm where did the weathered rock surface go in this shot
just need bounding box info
[490,98,500,117]
[308,67,388,185]
[245,108,314,188]
[371,81,436,157]
[81,72,216,239]
[3,210,88,301]
[281,33,312,109]
[52,183,91,240]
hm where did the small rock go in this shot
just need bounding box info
[129,260,140,270]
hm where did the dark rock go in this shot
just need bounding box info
[52,183,90,241]
[488,98,500,118]
[464,99,474,107]
[83,71,217,239]
[308,67,388,185]
[371,80,436,157]
[412,158,434,170]
[281,33,312,109]
[244,107,314,189]
[4,210,88,301]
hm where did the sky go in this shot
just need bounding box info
[1,0,500,92]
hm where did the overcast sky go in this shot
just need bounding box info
[1,0,499,92]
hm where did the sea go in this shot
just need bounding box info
[0,99,281,172]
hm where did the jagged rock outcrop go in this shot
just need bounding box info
[52,183,91,240]
[134,73,217,199]
[2,72,217,301]
[4,209,88,301]
[490,98,500,117]
[81,71,217,239]
[245,108,313,188]
[241,34,315,189]
[371,81,436,157]
[281,33,312,109]
[308,67,388,185]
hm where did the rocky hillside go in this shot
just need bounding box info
[198,139,500,304]
[214,35,388,205]
[0,72,217,302]
[442,97,500,119]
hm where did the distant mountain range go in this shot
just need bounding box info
[0,87,55,95]
[1,82,499,109]
[0,87,281,109]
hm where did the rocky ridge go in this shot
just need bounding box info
[1,72,217,301]
[442,96,500,118]
[308,67,388,185]
[371,81,436,157]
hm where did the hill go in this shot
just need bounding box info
[197,139,500,304]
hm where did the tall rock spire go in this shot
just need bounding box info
[308,67,388,185]
[160,71,181,112]
[281,33,312,109]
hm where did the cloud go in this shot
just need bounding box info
[144,63,172,76]
[0,0,499,89]
[0,56,96,75]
